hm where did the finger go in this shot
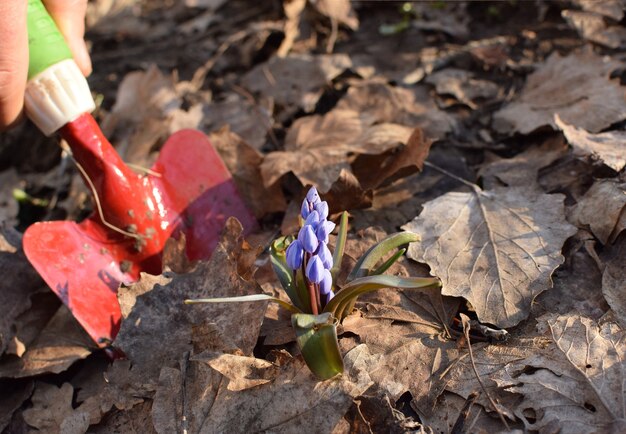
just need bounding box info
[0,0,28,129]
[43,0,92,76]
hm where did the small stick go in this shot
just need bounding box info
[69,151,143,241]
[460,313,510,430]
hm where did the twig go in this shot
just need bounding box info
[460,313,510,431]
[423,161,479,191]
[65,144,143,241]
[326,17,338,53]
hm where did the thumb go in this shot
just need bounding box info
[0,0,28,129]
[43,0,92,76]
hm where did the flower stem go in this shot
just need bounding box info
[302,252,319,315]
[307,281,319,315]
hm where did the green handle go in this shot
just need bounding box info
[27,0,73,79]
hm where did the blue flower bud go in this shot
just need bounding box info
[316,220,336,244]
[300,200,311,219]
[321,289,334,307]
[306,187,321,206]
[319,269,333,295]
[315,201,329,220]
[298,225,318,253]
[304,210,320,227]
[285,239,304,270]
[317,242,333,269]
[306,256,324,283]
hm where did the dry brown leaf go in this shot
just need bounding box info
[201,94,274,151]
[241,53,352,114]
[261,111,429,193]
[336,81,457,140]
[570,179,626,244]
[90,400,156,434]
[341,315,457,418]
[525,313,626,432]
[114,218,267,383]
[562,9,626,49]
[425,68,500,109]
[23,382,90,434]
[100,65,180,165]
[0,379,33,432]
[410,1,470,40]
[352,128,433,191]
[323,169,373,212]
[150,347,373,433]
[532,237,607,321]
[311,0,359,30]
[199,352,279,391]
[350,146,473,233]
[602,234,626,328]
[555,114,626,172]
[493,50,626,135]
[277,0,307,57]
[479,137,568,190]
[210,127,286,218]
[403,187,577,328]
[446,312,626,433]
[0,304,94,379]
[574,0,625,20]
[0,170,19,227]
[0,228,48,355]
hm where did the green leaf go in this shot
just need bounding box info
[270,237,308,311]
[292,313,344,380]
[372,247,406,275]
[330,211,348,283]
[185,294,302,314]
[348,232,420,281]
[324,274,441,320]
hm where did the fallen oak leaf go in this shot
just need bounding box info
[403,185,577,328]
[23,382,90,434]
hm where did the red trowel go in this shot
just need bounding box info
[21,0,257,346]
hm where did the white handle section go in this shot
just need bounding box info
[24,59,96,136]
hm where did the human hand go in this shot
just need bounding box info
[0,0,91,130]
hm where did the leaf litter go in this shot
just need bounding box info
[3,1,626,432]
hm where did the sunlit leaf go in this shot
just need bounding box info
[347,232,420,281]
[325,275,441,320]
[292,313,344,380]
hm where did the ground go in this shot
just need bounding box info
[1,1,625,433]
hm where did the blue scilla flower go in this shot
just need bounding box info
[304,210,320,227]
[315,201,329,220]
[319,269,334,306]
[286,239,304,269]
[298,225,318,253]
[306,256,325,283]
[316,220,335,244]
[317,242,333,269]
[301,187,321,219]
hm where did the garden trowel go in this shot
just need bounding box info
[21,0,257,346]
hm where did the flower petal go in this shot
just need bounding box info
[298,225,319,253]
[318,242,333,269]
[319,269,333,295]
[315,201,329,220]
[316,220,336,244]
[306,187,321,206]
[306,256,325,283]
[305,210,320,227]
[285,239,304,270]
